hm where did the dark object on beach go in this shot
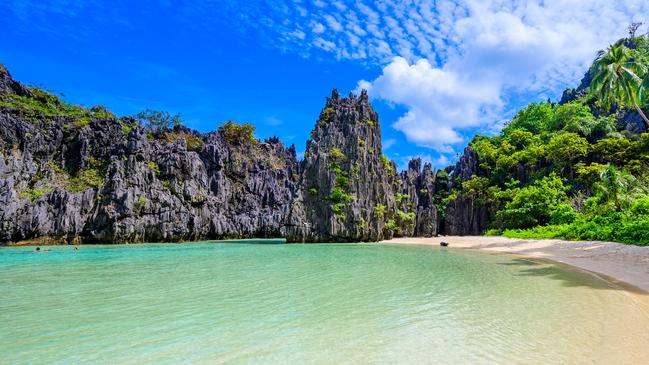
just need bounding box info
[35,247,40,251]
[440,242,449,247]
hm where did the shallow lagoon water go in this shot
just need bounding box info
[1,240,648,364]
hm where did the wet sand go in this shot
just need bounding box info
[382,236,649,363]
[382,236,649,308]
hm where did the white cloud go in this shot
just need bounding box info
[360,56,502,151]
[355,1,649,155]
[390,153,450,170]
[213,1,648,158]
[382,138,396,150]
[314,37,336,51]
[311,22,325,34]
[323,14,343,32]
[264,116,284,126]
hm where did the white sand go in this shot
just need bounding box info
[382,236,649,305]
[381,236,649,363]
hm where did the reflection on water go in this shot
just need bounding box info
[1,242,648,364]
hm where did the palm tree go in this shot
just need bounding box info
[590,44,649,129]
[595,165,644,210]
[641,75,649,110]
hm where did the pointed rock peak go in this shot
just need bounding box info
[331,88,339,100]
[408,158,422,172]
[359,89,369,102]
[0,64,14,92]
[287,144,297,158]
[0,64,30,96]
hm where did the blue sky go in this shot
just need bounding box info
[1,1,647,169]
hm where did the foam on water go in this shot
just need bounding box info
[1,241,648,364]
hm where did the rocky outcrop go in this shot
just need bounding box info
[284,90,396,242]
[392,159,438,237]
[284,90,440,242]
[0,66,302,243]
[559,70,592,105]
[0,64,30,96]
[441,146,491,235]
[0,116,300,243]
[0,67,439,244]
[444,197,490,235]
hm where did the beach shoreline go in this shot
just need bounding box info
[381,236,649,310]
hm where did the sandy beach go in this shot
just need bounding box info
[382,236,649,304]
[381,236,649,363]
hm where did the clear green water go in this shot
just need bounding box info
[1,241,649,364]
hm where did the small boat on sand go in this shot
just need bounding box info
[440,242,449,247]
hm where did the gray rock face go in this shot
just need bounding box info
[444,197,490,235]
[0,66,301,243]
[284,91,439,242]
[0,114,300,243]
[442,146,490,235]
[0,68,438,244]
[393,159,438,237]
[448,146,480,185]
[284,90,395,242]
[0,65,30,96]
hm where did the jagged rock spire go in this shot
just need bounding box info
[284,87,393,242]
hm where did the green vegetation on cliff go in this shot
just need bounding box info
[0,85,114,128]
[447,35,649,245]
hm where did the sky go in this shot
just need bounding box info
[1,1,648,169]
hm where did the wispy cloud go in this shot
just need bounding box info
[264,116,284,126]
[186,0,648,158]
[382,138,396,150]
[5,0,649,164]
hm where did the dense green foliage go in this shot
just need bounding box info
[452,36,649,245]
[326,147,352,219]
[218,120,257,145]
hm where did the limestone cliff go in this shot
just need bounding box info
[442,146,490,235]
[0,66,438,244]
[284,90,394,242]
[284,90,440,242]
[0,66,300,243]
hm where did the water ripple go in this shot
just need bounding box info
[1,242,648,364]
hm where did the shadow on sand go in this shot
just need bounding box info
[499,257,647,294]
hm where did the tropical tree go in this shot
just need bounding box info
[545,132,589,177]
[590,44,649,128]
[134,109,183,131]
[595,165,645,211]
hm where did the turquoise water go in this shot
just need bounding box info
[1,241,649,364]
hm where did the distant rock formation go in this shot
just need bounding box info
[442,146,490,235]
[283,90,438,242]
[0,67,438,244]
[284,89,393,242]
[0,66,303,243]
